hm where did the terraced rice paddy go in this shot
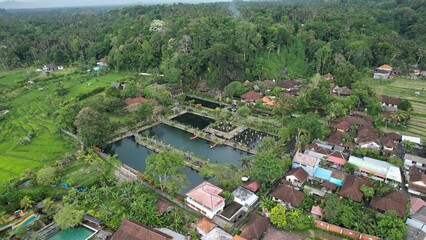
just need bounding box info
[372,77,426,139]
[0,69,134,186]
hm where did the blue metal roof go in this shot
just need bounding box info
[329,177,343,186]
[314,167,332,181]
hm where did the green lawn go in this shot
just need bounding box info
[0,69,134,187]
[62,160,101,186]
[370,77,426,139]
[0,69,28,86]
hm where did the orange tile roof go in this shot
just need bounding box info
[186,181,224,210]
[262,96,275,106]
[244,181,261,193]
[310,206,324,217]
[195,217,216,234]
[233,235,247,240]
[378,64,392,71]
[124,97,147,106]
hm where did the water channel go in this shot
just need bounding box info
[146,124,249,167]
[185,96,225,109]
[172,112,214,130]
[103,124,250,194]
[102,136,214,194]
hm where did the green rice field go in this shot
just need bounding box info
[371,77,426,139]
[0,69,134,186]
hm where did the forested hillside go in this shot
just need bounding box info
[0,0,425,88]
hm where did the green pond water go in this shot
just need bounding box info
[49,226,94,240]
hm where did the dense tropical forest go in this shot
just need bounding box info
[0,0,425,89]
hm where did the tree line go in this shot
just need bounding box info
[0,0,425,88]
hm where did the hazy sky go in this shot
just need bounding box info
[0,0,226,8]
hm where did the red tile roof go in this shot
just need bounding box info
[186,181,224,210]
[370,191,408,217]
[279,80,302,89]
[311,206,324,217]
[338,175,370,202]
[336,116,372,127]
[241,91,263,102]
[411,197,426,213]
[332,121,351,132]
[326,130,344,146]
[155,199,173,216]
[378,64,392,71]
[327,156,347,166]
[381,95,401,105]
[244,181,261,193]
[262,96,275,106]
[324,73,334,80]
[239,214,270,240]
[111,220,172,240]
[271,184,305,207]
[195,217,216,234]
[293,152,318,167]
[285,167,309,183]
[124,97,147,106]
[321,181,338,191]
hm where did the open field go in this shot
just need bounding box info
[370,77,426,139]
[0,68,135,186]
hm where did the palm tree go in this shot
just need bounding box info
[41,198,55,214]
[295,128,310,151]
[20,196,34,212]
[391,110,406,125]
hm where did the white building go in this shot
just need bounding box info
[292,151,319,177]
[185,181,225,219]
[402,135,422,145]
[404,154,426,170]
[232,186,258,209]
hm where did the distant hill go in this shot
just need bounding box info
[0,1,38,9]
[0,0,143,9]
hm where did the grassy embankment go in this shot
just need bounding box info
[369,77,426,140]
[0,69,134,186]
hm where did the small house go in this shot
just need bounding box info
[241,91,263,104]
[97,58,108,67]
[284,167,308,187]
[311,206,324,220]
[404,154,426,170]
[374,64,392,80]
[195,217,216,236]
[185,181,225,219]
[111,82,125,91]
[42,64,58,72]
[338,175,370,202]
[155,199,173,216]
[271,184,305,208]
[232,186,259,209]
[408,167,426,196]
[278,80,302,92]
[324,73,334,81]
[239,213,270,240]
[380,95,400,112]
[370,191,407,218]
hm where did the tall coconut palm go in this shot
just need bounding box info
[20,196,34,212]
